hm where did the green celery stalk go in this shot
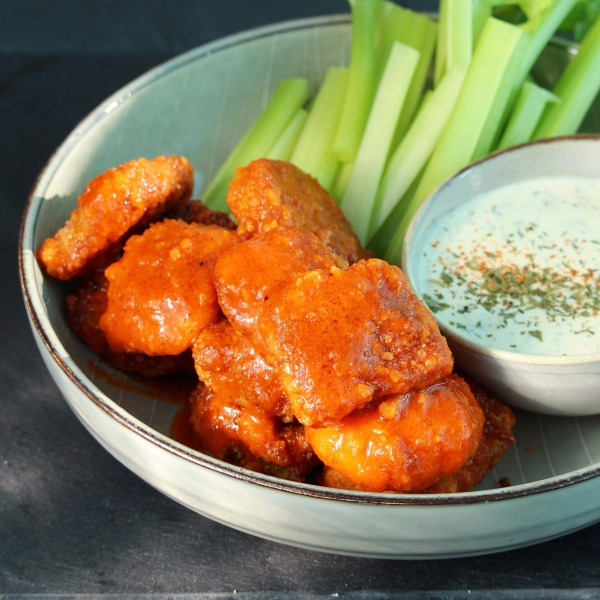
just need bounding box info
[533,12,600,138]
[267,109,308,161]
[498,81,559,149]
[388,10,438,146]
[317,154,341,194]
[434,0,472,88]
[383,17,526,266]
[434,0,449,86]
[370,66,466,238]
[367,164,427,257]
[473,0,493,44]
[447,0,473,71]
[331,161,354,202]
[340,42,419,244]
[331,0,379,162]
[203,78,308,211]
[506,0,580,113]
[290,67,349,178]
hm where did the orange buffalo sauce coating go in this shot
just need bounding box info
[307,374,485,493]
[189,384,319,482]
[99,220,238,356]
[67,268,194,377]
[214,226,348,335]
[192,319,292,421]
[38,156,194,280]
[423,377,516,494]
[258,258,454,427]
[226,159,371,264]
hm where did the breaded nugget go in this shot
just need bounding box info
[66,269,194,377]
[226,159,370,264]
[99,220,238,356]
[192,319,292,421]
[214,226,347,334]
[189,384,320,482]
[38,156,194,280]
[423,378,516,494]
[259,259,453,426]
[165,197,236,230]
[309,374,484,493]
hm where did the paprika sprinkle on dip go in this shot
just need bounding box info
[419,176,600,356]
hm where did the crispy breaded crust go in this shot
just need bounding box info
[189,384,320,482]
[193,319,292,421]
[422,378,516,494]
[310,374,484,493]
[214,226,348,335]
[226,159,371,264]
[319,378,516,494]
[99,220,238,356]
[259,259,454,426]
[66,269,194,377]
[38,156,194,280]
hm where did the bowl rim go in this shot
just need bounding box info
[19,15,600,507]
[402,134,600,366]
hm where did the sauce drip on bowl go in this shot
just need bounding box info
[419,176,600,356]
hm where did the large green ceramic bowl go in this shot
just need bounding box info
[20,15,600,558]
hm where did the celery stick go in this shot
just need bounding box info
[340,42,419,244]
[370,66,466,238]
[367,164,426,257]
[498,81,559,149]
[375,3,408,82]
[434,0,449,86]
[447,0,473,71]
[317,154,340,194]
[266,109,308,161]
[473,0,492,44]
[290,67,349,178]
[507,0,580,110]
[203,78,308,211]
[391,12,438,145]
[383,17,526,266]
[331,161,354,202]
[331,0,378,162]
[533,12,600,138]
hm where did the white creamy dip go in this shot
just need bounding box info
[419,176,600,356]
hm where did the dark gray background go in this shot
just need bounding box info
[2,2,600,598]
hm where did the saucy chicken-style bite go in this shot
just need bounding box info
[214,226,347,334]
[38,156,194,280]
[226,158,371,264]
[67,268,194,377]
[308,374,485,493]
[189,384,320,482]
[192,319,292,421]
[258,258,454,427]
[423,378,516,494]
[99,219,238,356]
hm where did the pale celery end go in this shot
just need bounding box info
[498,81,558,149]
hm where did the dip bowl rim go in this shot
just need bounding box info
[402,134,600,368]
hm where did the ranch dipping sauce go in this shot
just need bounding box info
[419,176,600,357]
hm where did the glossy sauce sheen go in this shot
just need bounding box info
[419,177,600,356]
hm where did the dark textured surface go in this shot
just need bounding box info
[2,1,600,598]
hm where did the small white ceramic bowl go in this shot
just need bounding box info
[402,136,600,416]
[19,16,600,558]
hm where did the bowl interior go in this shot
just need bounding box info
[22,17,600,497]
